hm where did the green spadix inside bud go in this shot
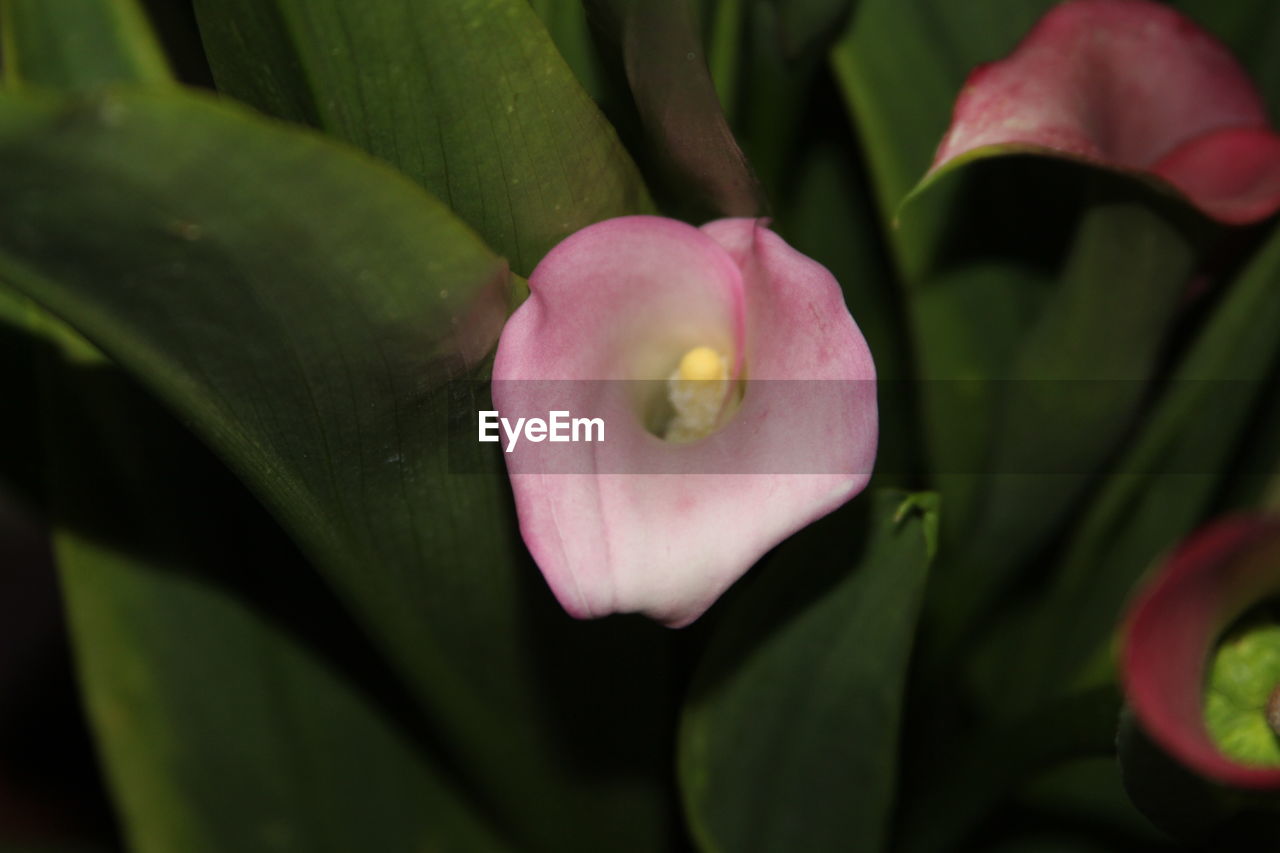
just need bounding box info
[1205,612,1280,766]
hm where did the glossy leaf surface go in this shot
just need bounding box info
[192,0,652,274]
[679,491,934,852]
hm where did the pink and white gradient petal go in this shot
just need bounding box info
[492,216,877,626]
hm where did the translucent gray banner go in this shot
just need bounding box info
[445,379,1276,475]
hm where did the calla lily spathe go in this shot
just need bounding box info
[492,216,877,626]
[1123,517,1280,788]
[931,0,1280,224]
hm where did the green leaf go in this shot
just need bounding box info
[735,2,821,206]
[830,0,1216,638]
[678,490,934,853]
[975,220,1280,715]
[527,0,613,106]
[898,686,1122,853]
[0,0,165,503]
[917,164,1209,650]
[1016,757,1165,844]
[1,0,172,89]
[830,3,1063,537]
[827,2,1277,532]
[707,0,745,124]
[6,7,508,849]
[0,89,673,852]
[829,0,1259,686]
[192,0,652,274]
[36,316,509,853]
[0,0,171,501]
[1216,371,1280,512]
[770,0,853,59]
[1117,710,1280,845]
[0,287,41,502]
[981,838,1139,853]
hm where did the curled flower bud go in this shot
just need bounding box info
[1122,516,1280,789]
[929,0,1280,224]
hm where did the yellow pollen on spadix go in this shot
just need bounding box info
[677,346,724,381]
[664,346,732,443]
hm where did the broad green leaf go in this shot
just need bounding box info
[735,1,821,203]
[0,90,673,852]
[37,317,509,853]
[770,0,854,59]
[830,1,1059,538]
[982,838,1142,853]
[1216,373,1280,512]
[975,220,1280,715]
[832,0,1219,634]
[1116,710,1280,845]
[829,2,1274,522]
[6,6,507,850]
[192,0,652,274]
[527,0,612,106]
[0,287,41,502]
[0,0,171,499]
[917,167,1209,649]
[0,841,111,853]
[679,490,934,853]
[830,1,1059,515]
[898,686,1121,853]
[707,0,745,124]
[1016,758,1165,844]
[1,0,171,89]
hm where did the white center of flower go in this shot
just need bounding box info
[664,346,732,442]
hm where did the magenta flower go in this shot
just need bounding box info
[1122,516,1280,788]
[929,0,1280,224]
[491,216,877,626]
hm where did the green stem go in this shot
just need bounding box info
[708,0,744,125]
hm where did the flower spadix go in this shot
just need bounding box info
[492,216,877,626]
[665,345,735,443]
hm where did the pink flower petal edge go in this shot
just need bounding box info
[1122,516,1280,788]
[930,0,1280,224]
[492,216,877,626]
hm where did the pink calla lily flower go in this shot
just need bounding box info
[930,0,1280,224]
[491,216,877,626]
[1122,516,1280,788]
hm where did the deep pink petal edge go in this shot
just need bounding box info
[1122,516,1280,788]
[930,0,1280,224]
